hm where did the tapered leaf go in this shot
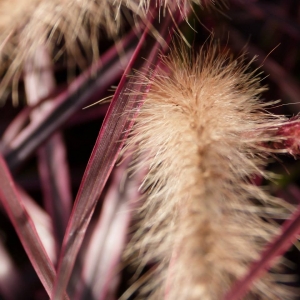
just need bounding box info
[52,8,184,299]
[224,206,300,300]
[0,154,69,299]
[3,31,138,171]
[76,157,141,300]
[24,44,73,251]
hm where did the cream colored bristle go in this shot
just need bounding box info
[0,0,134,101]
[123,42,296,299]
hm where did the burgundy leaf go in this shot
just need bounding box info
[24,45,72,251]
[37,134,72,248]
[52,8,184,299]
[2,30,138,171]
[0,154,69,299]
[75,156,141,300]
[224,206,300,300]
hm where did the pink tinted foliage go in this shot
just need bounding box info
[0,87,66,152]
[0,154,69,299]
[2,29,138,171]
[17,186,56,264]
[37,133,72,249]
[275,118,300,157]
[75,156,142,300]
[224,118,300,299]
[224,205,300,300]
[52,8,185,298]
[24,45,72,251]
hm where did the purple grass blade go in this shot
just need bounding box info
[0,106,31,150]
[274,118,300,157]
[224,206,300,300]
[52,8,184,300]
[17,186,56,263]
[75,157,141,300]
[2,30,138,171]
[0,154,69,299]
[223,118,300,299]
[24,45,72,250]
[0,89,63,152]
[37,134,72,248]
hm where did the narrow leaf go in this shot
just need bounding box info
[224,206,300,300]
[52,9,184,300]
[37,134,72,247]
[3,31,138,171]
[24,44,73,250]
[76,157,141,300]
[0,154,69,299]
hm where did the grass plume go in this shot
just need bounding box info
[0,0,202,104]
[123,41,296,299]
[0,0,137,103]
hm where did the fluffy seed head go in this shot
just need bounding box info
[123,41,295,299]
[0,0,203,103]
[0,0,132,101]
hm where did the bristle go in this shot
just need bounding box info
[0,0,201,103]
[123,42,296,299]
[0,0,133,101]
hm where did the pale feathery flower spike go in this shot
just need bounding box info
[0,0,139,104]
[0,0,203,105]
[122,39,299,299]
